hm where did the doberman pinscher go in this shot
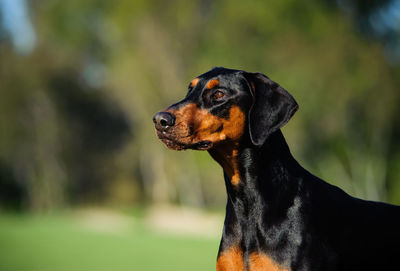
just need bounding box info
[153,67,400,271]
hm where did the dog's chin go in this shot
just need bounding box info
[160,138,186,151]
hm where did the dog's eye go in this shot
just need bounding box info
[211,90,225,101]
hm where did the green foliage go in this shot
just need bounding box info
[0,0,400,211]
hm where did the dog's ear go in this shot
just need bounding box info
[242,72,298,146]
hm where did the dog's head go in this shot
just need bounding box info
[153,67,298,150]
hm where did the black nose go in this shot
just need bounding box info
[153,111,176,129]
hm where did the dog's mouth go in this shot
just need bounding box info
[189,140,213,150]
[156,130,213,151]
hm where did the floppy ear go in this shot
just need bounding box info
[243,72,298,146]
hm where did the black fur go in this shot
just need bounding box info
[242,72,298,146]
[154,67,400,270]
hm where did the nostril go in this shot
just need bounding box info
[160,119,168,127]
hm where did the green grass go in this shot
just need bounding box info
[0,210,219,271]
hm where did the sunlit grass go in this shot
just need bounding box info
[0,209,220,271]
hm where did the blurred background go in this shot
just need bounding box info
[0,0,400,270]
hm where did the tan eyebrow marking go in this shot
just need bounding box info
[206,79,219,89]
[190,78,199,87]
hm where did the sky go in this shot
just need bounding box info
[0,0,36,54]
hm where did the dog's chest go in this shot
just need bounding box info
[216,246,289,271]
[217,197,303,270]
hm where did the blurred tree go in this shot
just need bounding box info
[330,0,400,63]
[48,70,131,204]
[0,34,131,211]
[1,0,399,211]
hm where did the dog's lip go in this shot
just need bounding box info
[190,140,213,150]
[156,131,213,150]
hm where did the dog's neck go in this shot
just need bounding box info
[209,130,301,214]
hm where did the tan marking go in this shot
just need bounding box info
[190,78,199,87]
[168,104,245,145]
[165,104,245,185]
[193,105,245,143]
[195,106,245,186]
[206,79,220,89]
[231,160,240,186]
[217,246,244,271]
[209,144,241,186]
[248,253,289,271]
